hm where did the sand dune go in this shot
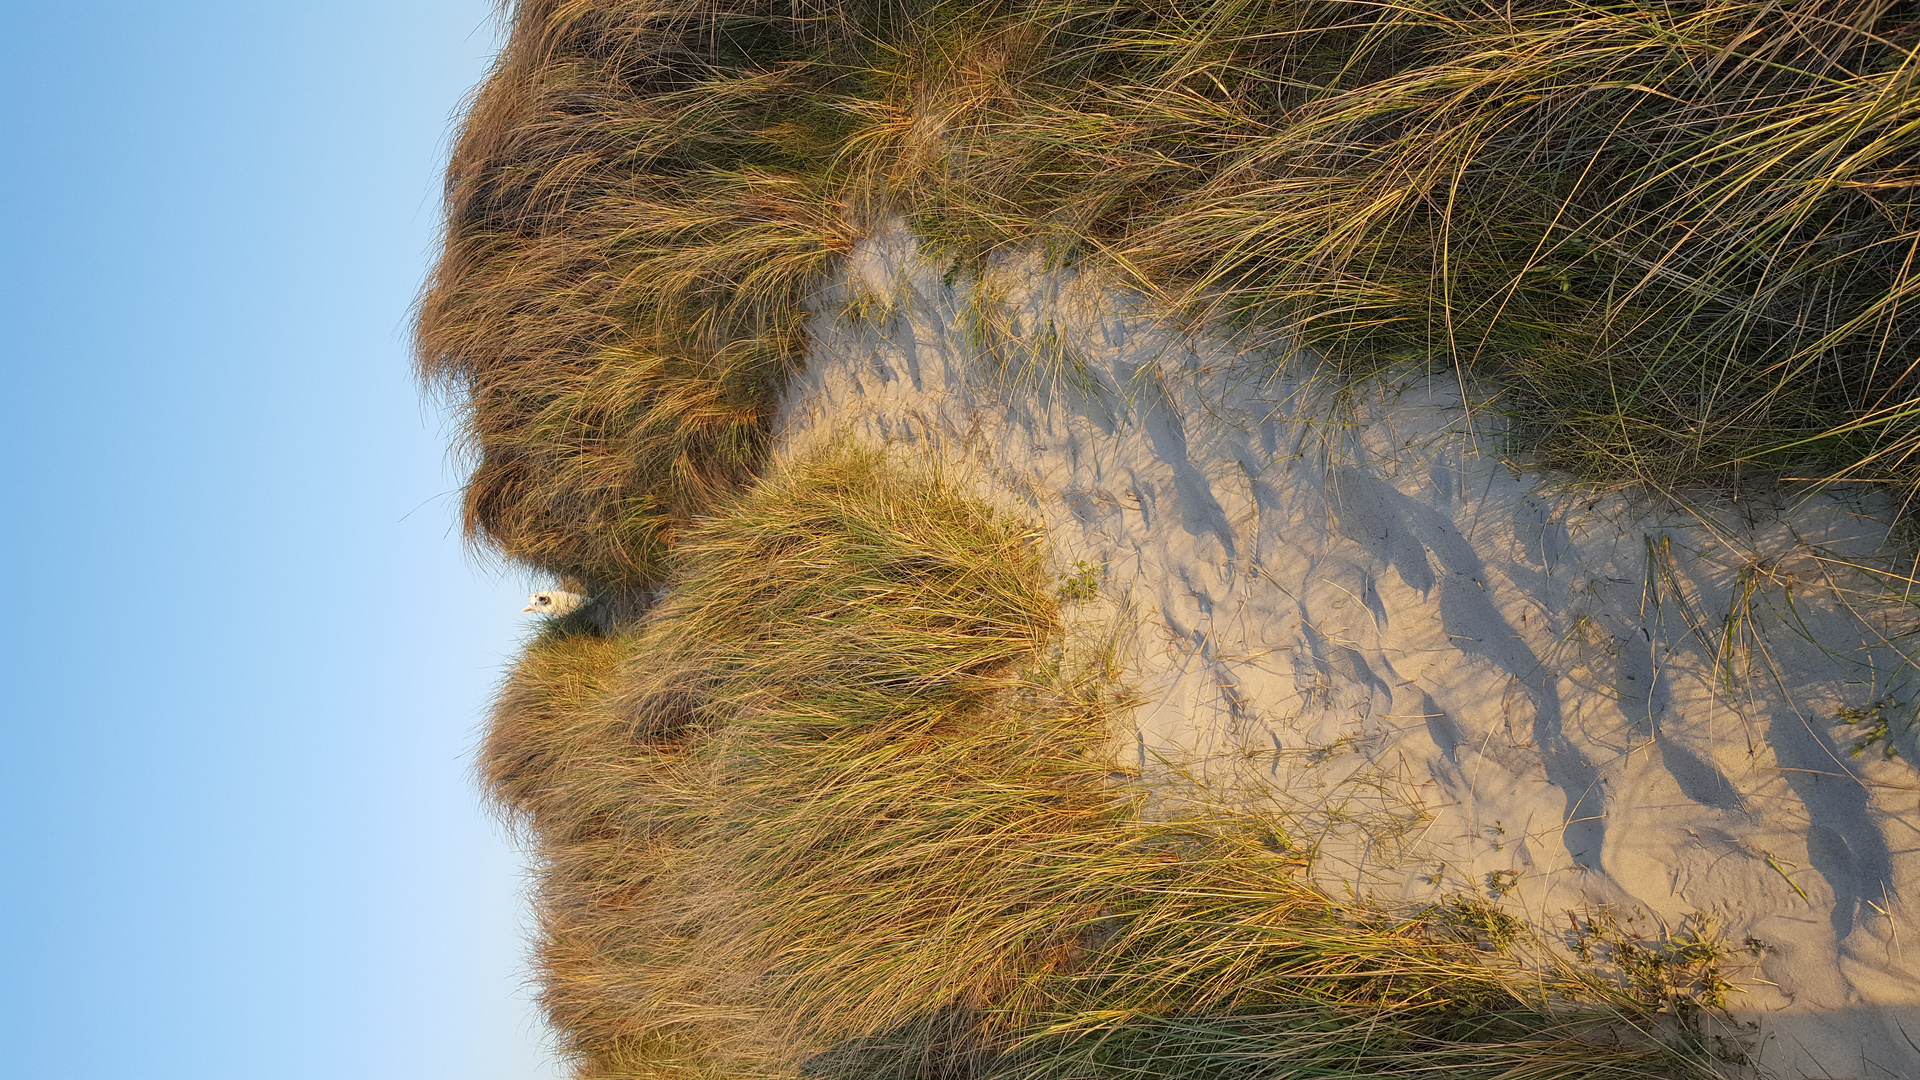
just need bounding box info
[775,225,1920,1077]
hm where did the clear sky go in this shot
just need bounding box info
[1,4,564,1077]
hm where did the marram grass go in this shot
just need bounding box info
[420,0,1920,587]
[411,1,1895,1075]
[486,446,1734,1079]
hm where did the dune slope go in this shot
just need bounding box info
[782,225,1920,1077]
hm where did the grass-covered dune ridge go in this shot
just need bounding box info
[414,0,1920,1073]
[420,0,1920,587]
[491,446,1729,1079]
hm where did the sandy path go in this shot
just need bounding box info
[774,225,1920,1078]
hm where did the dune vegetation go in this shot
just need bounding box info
[416,1,1920,1076]
[485,445,1735,1078]
[420,0,1920,587]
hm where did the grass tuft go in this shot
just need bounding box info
[421,0,1920,591]
[487,446,1736,1079]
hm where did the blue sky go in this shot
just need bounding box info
[1,4,563,1077]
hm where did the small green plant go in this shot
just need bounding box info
[1430,895,1525,952]
[1839,698,1903,760]
[1483,869,1521,900]
[1056,559,1102,602]
[1568,910,1747,1017]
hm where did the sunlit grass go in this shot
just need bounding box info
[414,3,1920,1076]
[488,446,1733,1079]
[419,0,1920,591]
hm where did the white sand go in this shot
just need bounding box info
[774,224,1920,1077]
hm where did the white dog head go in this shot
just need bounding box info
[522,590,589,616]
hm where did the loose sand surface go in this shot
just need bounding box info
[775,225,1920,1077]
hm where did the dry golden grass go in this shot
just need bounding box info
[412,4,1920,1075]
[421,0,1920,593]
[486,447,1733,1080]
[417,0,860,582]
